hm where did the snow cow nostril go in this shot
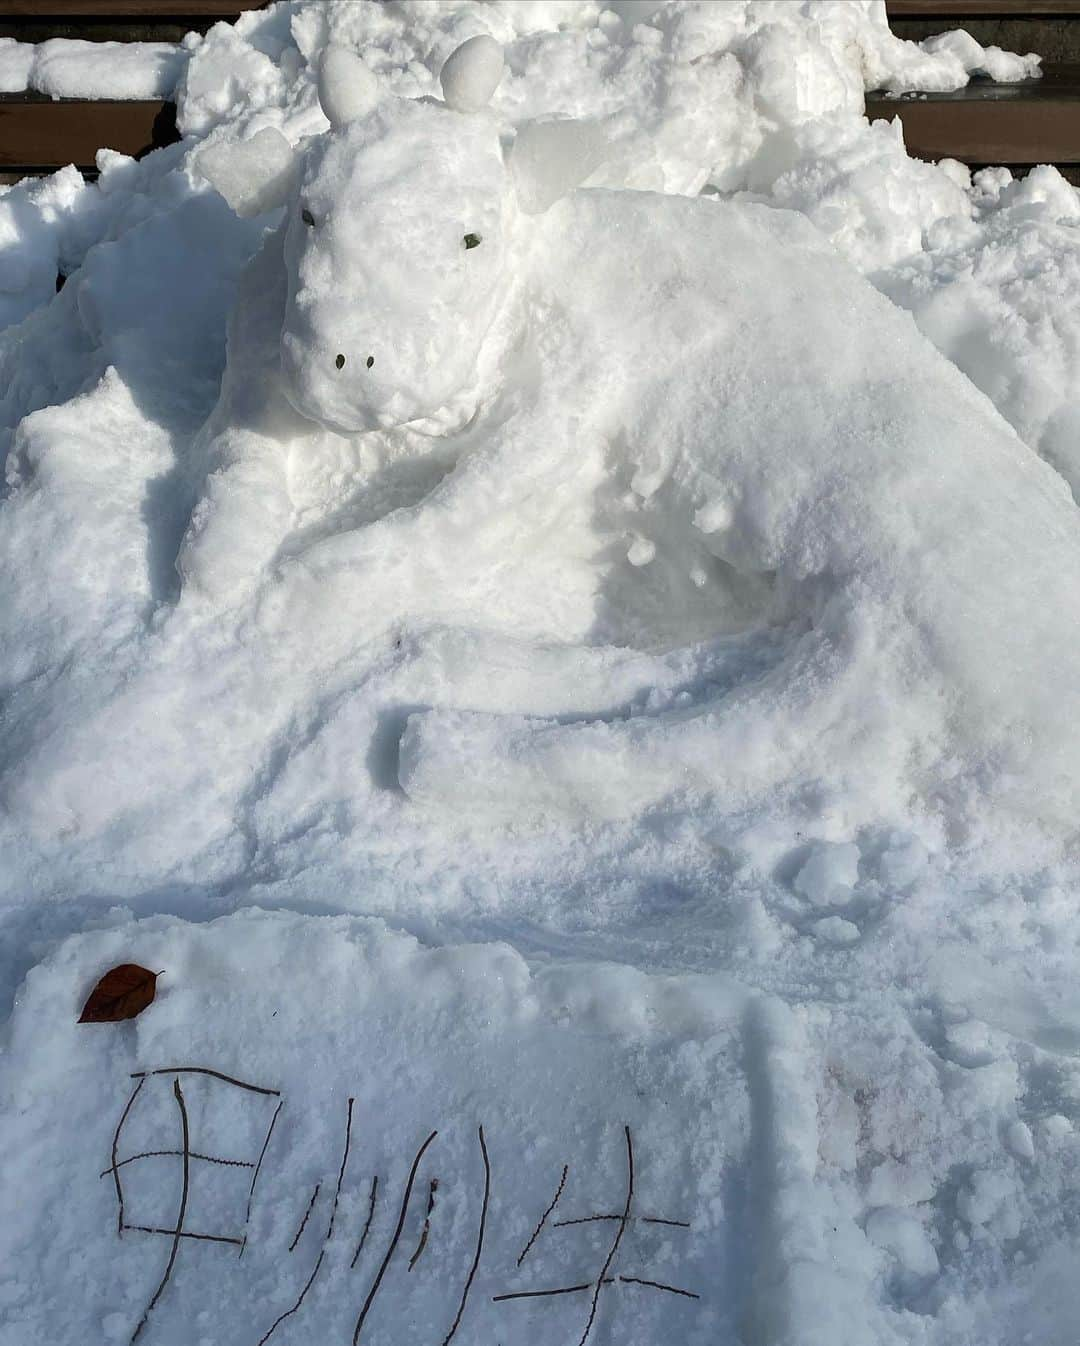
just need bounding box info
[335,353,346,370]
[366,355,375,369]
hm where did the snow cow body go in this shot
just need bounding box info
[12,37,1080,865]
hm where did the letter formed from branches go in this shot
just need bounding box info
[492,1125,700,1341]
[103,1066,283,1342]
[352,1125,490,1346]
[254,1096,355,1346]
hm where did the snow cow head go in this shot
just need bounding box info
[196,36,607,435]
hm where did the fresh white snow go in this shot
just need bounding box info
[2,4,1080,1345]
[0,36,185,100]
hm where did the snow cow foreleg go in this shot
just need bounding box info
[176,428,296,607]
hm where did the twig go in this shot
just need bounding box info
[254,1250,325,1346]
[289,1184,321,1252]
[618,1276,699,1300]
[577,1126,633,1346]
[130,1080,190,1344]
[326,1098,354,1242]
[350,1177,379,1270]
[517,1164,568,1266]
[554,1214,690,1229]
[353,1131,438,1345]
[440,1127,490,1346]
[123,1225,243,1248]
[408,1179,438,1271]
[102,1150,254,1179]
[111,1076,146,1237]
[241,1098,284,1258]
[493,1281,611,1303]
[131,1067,280,1098]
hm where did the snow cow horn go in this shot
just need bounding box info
[439,34,504,112]
[318,44,380,128]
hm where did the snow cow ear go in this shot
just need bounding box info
[318,44,379,129]
[510,118,610,215]
[440,34,504,112]
[195,127,300,219]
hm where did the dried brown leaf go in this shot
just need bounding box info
[78,964,161,1023]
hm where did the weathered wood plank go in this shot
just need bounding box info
[0,93,174,168]
[866,64,1080,163]
[0,1,264,16]
[886,1,1080,14]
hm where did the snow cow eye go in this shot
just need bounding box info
[301,208,316,227]
[463,233,482,250]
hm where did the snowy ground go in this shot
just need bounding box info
[4,3,1080,1344]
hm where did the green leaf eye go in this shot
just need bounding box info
[463,233,482,250]
[301,208,316,227]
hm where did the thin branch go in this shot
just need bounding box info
[254,1250,325,1346]
[241,1098,284,1258]
[618,1276,699,1300]
[493,1281,611,1303]
[577,1126,633,1346]
[440,1127,490,1346]
[131,1067,280,1098]
[408,1179,438,1271]
[352,1131,438,1345]
[289,1184,321,1252]
[553,1213,689,1229]
[350,1177,379,1270]
[326,1098,354,1242]
[123,1225,243,1248]
[102,1150,254,1179]
[111,1076,146,1237]
[130,1080,190,1344]
[517,1164,568,1266]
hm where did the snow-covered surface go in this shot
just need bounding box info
[3,4,1080,1344]
[0,37,184,100]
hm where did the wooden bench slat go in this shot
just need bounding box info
[0,94,172,168]
[886,1,1080,14]
[0,2,264,16]
[866,64,1080,163]
[869,96,1080,163]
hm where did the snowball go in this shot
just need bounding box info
[813,916,860,945]
[510,118,609,214]
[196,127,299,219]
[865,1208,940,1278]
[794,843,861,907]
[317,44,378,128]
[878,833,928,890]
[1005,1120,1035,1162]
[439,33,503,112]
[627,534,655,566]
[866,1160,936,1209]
[957,1170,1018,1229]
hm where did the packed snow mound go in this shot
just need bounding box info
[7,907,1080,1346]
[5,60,1080,882]
[5,9,1080,1344]
[1,911,756,1346]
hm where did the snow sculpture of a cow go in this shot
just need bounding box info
[182,35,606,601]
[186,34,1080,842]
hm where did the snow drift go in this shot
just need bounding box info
[3,5,1080,1345]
